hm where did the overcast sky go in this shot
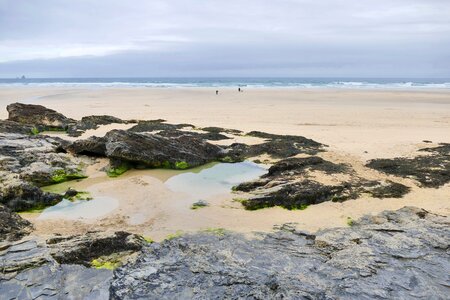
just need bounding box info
[0,0,449,78]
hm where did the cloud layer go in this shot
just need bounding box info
[1,0,449,77]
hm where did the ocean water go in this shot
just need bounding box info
[0,77,449,89]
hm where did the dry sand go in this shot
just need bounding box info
[2,87,449,240]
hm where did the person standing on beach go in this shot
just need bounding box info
[216,90,219,95]
[238,87,241,92]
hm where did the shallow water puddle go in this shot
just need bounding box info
[38,196,119,220]
[165,161,267,199]
[37,161,267,221]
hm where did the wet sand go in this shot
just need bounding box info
[2,87,449,240]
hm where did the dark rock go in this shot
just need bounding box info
[0,133,87,186]
[191,200,209,209]
[266,156,350,176]
[63,188,78,198]
[235,156,410,210]
[47,231,144,266]
[110,207,450,300]
[104,130,223,170]
[67,129,224,171]
[223,132,325,161]
[241,180,353,210]
[0,238,113,299]
[128,120,192,133]
[0,204,32,242]
[364,180,411,198]
[67,115,126,137]
[0,181,62,212]
[6,102,74,130]
[156,129,231,141]
[0,120,34,135]
[367,143,450,187]
[67,136,107,156]
[201,126,243,135]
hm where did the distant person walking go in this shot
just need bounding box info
[216,90,219,95]
[238,87,241,92]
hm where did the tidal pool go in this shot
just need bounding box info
[37,161,267,221]
[38,196,119,220]
[165,161,267,199]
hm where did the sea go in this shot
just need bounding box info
[0,77,449,89]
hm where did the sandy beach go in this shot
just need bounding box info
[1,87,450,240]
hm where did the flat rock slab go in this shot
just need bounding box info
[111,207,450,299]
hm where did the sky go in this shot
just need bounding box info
[0,0,449,78]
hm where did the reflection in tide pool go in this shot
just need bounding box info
[38,196,119,220]
[165,161,267,199]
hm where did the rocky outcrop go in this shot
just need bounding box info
[47,231,145,266]
[6,102,74,131]
[0,132,88,211]
[0,120,34,135]
[0,231,144,299]
[222,132,325,162]
[105,130,223,169]
[0,204,32,242]
[1,207,448,299]
[67,135,107,156]
[67,115,129,137]
[235,156,410,210]
[367,143,450,188]
[0,180,62,212]
[69,129,224,171]
[128,119,193,133]
[111,207,450,299]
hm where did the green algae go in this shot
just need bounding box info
[203,228,227,236]
[91,258,121,270]
[174,161,189,170]
[30,127,40,135]
[51,169,87,184]
[107,164,130,177]
[347,217,355,226]
[165,230,184,241]
[142,236,154,243]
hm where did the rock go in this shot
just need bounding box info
[201,126,243,135]
[0,204,32,242]
[110,207,450,299]
[47,231,145,266]
[0,180,62,212]
[366,143,450,188]
[363,180,411,198]
[6,102,74,130]
[67,136,107,156]
[191,200,209,209]
[157,129,231,141]
[104,130,223,169]
[223,132,325,162]
[63,188,78,198]
[0,238,113,299]
[67,115,127,137]
[68,129,224,171]
[241,180,353,210]
[128,120,192,133]
[0,120,34,135]
[266,156,350,176]
[235,156,410,210]
[0,231,145,299]
[0,132,87,211]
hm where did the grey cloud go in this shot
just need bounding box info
[0,0,449,77]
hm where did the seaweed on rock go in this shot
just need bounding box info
[366,143,450,188]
